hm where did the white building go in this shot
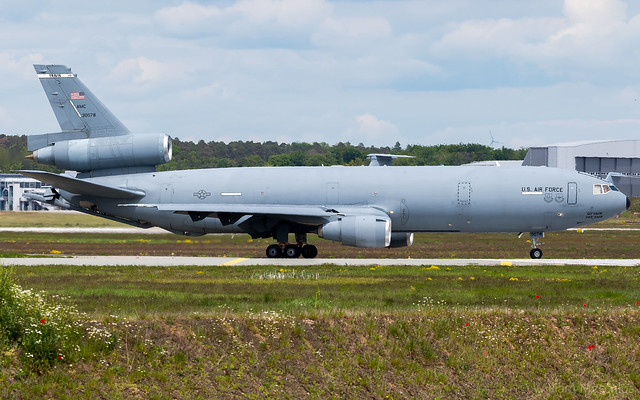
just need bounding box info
[0,174,54,211]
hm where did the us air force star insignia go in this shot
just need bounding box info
[193,190,211,200]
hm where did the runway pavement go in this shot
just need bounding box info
[0,227,638,235]
[2,255,639,267]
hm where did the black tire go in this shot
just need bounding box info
[530,248,543,259]
[284,244,301,258]
[301,244,318,259]
[266,244,281,258]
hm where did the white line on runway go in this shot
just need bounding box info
[2,256,639,267]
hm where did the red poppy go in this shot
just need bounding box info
[535,295,540,299]
[636,302,638,305]
[465,322,469,326]
[58,355,62,360]
[583,304,587,307]
[587,344,595,350]
[40,318,45,324]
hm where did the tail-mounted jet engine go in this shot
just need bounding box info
[318,215,391,248]
[28,133,172,172]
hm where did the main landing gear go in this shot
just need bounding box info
[265,233,318,259]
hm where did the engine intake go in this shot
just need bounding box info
[318,215,391,248]
[29,133,172,172]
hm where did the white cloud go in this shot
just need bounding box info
[344,113,400,144]
[2,0,640,149]
[230,0,330,29]
[312,16,392,48]
[153,2,222,35]
[432,0,640,79]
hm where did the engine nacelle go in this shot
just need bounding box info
[318,215,391,248]
[30,133,172,172]
[389,232,414,248]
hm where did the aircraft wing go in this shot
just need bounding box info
[17,170,145,199]
[119,202,389,225]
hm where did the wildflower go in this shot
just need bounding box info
[583,303,587,307]
[587,344,595,350]
[40,318,45,324]
[536,295,540,299]
[465,322,469,326]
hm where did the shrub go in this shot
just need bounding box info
[0,267,116,373]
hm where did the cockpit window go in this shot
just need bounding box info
[593,184,612,195]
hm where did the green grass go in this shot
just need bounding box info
[2,263,640,398]
[12,264,640,317]
[2,205,640,398]
[0,211,124,228]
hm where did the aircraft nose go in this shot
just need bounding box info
[627,196,631,210]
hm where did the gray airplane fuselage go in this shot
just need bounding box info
[65,165,627,236]
[20,64,630,259]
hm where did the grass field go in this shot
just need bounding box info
[1,209,640,398]
[1,199,640,259]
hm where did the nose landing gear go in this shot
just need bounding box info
[528,232,544,259]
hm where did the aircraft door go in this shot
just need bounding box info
[457,182,471,206]
[567,182,577,205]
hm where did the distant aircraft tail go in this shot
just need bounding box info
[29,64,130,151]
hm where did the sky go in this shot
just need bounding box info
[1,0,639,148]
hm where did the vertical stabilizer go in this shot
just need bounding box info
[34,64,130,138]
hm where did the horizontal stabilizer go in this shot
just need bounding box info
[27,131,88,152]
[17,170,145,199]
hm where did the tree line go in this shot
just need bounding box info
[0,134,528,173]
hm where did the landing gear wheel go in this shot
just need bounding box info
[266,244,281,258]
[301,244,318,259]
[530,248,543,259]
[284,244,301,258]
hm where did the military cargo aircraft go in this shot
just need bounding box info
[19,65,630,259]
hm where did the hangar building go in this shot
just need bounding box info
[522,140,640,197]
